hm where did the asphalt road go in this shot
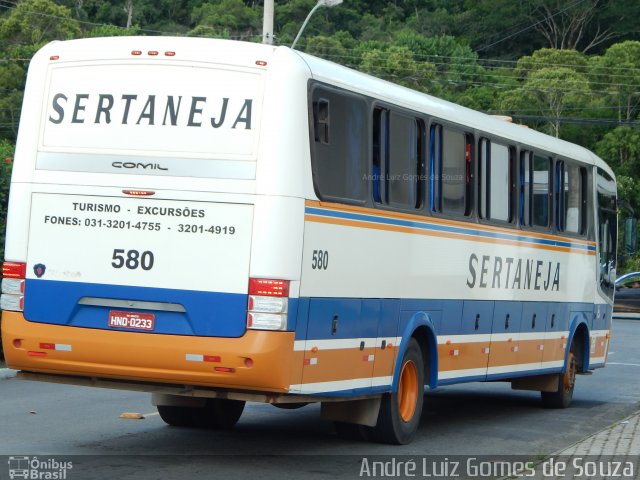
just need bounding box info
[1,319,639,479]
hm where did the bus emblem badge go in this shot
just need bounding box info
[33,263,46,278]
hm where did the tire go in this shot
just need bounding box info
[158,398,245,429]
[541,347,577,409]
[371,338,424,444]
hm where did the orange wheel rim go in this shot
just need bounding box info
[398,360,418,422]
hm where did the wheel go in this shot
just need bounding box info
[371,338,424,444]
[158,398,245,429]
[541,348,576,409]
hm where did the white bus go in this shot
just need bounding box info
[1,37,615,444]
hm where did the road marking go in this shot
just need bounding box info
[142,412,160,418]
[608,362,640,367]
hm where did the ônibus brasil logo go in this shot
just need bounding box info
[8,456,73,479]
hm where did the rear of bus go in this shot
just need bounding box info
[1,37,312,394]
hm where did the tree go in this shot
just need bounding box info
[525,0,618,52]
[359,45,437,93]
[501,66,591,137]
[0,0,80,46]
[596,126,640,177]
[591,41,640,122]
[190,0,260,40]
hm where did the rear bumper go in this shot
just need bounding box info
[2,311,298,392]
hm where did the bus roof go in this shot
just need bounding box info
[33,37,614,179]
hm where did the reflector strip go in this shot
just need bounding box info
[214,367,235,373]
[186,354,221,363]
[39,343,72,351]
[27,351,47,357]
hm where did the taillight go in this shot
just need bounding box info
[247,278,289,331]
[2,262,26,278]
[1,261,26,312]
[248,278,289,297]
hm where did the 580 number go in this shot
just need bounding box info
[112,249,154,271]
[311,249,329,270]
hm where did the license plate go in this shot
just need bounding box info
[108,310,155,331]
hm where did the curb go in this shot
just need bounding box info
[0,368,17,380]
[551,409,640,456]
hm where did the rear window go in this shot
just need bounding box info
[39,63,263,178]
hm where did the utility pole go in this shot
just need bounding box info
[262,0,274,44]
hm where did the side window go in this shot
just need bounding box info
[597,168,617,300]
[430,124,472,216]
[556,161,586,234]
[310,86,367,203]
[520,151,551,228]
[479,139,514,222]
[372,107,424,209]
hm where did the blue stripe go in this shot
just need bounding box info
[24,279,248,337]
[306,206,595,252]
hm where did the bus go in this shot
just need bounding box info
[1,37,615,445]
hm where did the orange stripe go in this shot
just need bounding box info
[306,214,594,255]
[301,347,377,383]
[438,342,490,372]
[306,200,595,247]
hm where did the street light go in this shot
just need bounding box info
[291,0,343,50]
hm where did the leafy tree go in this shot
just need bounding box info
[0,0,80,46]
[0,140,14,262]
[501,65,591,137]
[393,32,482,99]
[359,45,437,93]
[591,41,640,122]
[191,0,260,39]
[596,126,640,178]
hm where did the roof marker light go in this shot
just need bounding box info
[50,55,59,61]
[256,60,267,66]
[148,51,159,56]
[165,51,176,57]
[132,50,142,56]
[122,190,155,197]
